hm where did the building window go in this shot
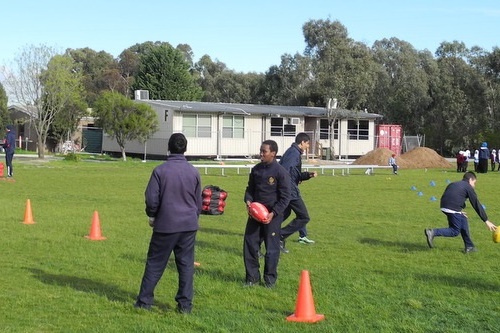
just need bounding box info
[347,120,369,140]
[270,117,296,137]
[270,117,283,136]
[182,114,212,138]
[320,119,338,140]
[222,115,244,138]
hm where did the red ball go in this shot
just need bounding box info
[202,188,212,197]
[219,191,227,200]
[248,202,270,224]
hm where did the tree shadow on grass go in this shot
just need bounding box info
[359,237,429,252]
[26,268,171,311]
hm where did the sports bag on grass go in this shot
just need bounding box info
[201,185,228,215]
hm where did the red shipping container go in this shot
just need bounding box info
[377,124,402,156]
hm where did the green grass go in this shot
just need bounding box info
[1,159,499,332]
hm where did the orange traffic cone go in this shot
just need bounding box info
[85,211,106,240]
[23,199,35,225]
[287,270,325,323]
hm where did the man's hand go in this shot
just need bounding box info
[310,171,318,178]
[262,211,274,224]
[148,217,155,227]
[485,220,496,231]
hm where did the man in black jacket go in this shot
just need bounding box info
[3,125,16,177]
[279,133,317,253]
[424,171,496,253]
[243,140,290,288]
[135,133,202,313]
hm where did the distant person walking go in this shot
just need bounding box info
[424,171,496,254]
[279,133,318,253]
[135,133,202,314]
[3,125,16,177]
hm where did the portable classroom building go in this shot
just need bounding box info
[101,100,384,159]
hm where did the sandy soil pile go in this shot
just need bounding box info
[352,147,453,169]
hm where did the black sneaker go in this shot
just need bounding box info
[463,247,477,254]
[424,229,434,248]
[243,280,260,287]
[134,301,152,310]
[280,239,289,254]
[177,305,192,314]
[264,282,276,288]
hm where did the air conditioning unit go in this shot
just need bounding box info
[290,117,300,125]
[134,90,150,100]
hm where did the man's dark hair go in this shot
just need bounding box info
[168,133,187,154]
[295,132,310,144]
[463,171,477,182]
[262,140,278,153]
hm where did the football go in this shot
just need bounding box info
[493,228,500,243]
[248,202,270,224]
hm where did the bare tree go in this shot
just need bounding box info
[1,44,59,158]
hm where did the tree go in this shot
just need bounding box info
[133,44,202,101]
[429,41,490,154]
[261,53,313,106]
[94,91,158,161]
[1,44,59,158]
[66,48,116,106]
[0,83,10,129]
[41,54,86,152]
[369,38,433,135]
[303,19,378,110]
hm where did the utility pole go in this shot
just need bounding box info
[327,98,337,160]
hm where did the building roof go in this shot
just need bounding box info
[137,100,383,120]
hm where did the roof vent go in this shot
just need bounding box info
[134,90,149,100]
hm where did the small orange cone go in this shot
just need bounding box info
[85,211,106,240]
[23,199,35,224]
[287,270,325,323]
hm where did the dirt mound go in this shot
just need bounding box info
[352,147,453,169]
[400,147,453,169]
[352,147,396,166]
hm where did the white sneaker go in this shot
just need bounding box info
[298,236,315,244]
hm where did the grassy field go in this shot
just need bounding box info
[0,158,499,333]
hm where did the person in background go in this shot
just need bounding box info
[279,132,318,254]
[462,149,469,172]
[424,171,497,254]
[243,140,290,288]
[473,149,479,172]
[455,151,464,172]
[496,149,500,171]
[389,153,398,175]
[3,125,16,177]
[490,149,496,171]
[478,142,489,173]
[135,133,202,314]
